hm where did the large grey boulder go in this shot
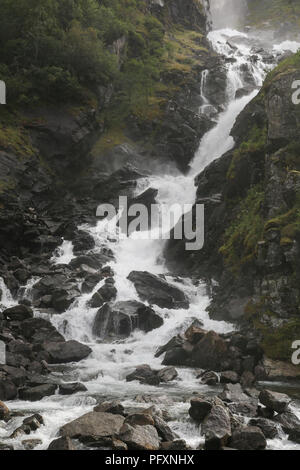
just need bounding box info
[92,301,163,339]
[118,423,160,450]
[202,405,231,450]
[259,389,291,414]
[60,412,125,443]
[127,271,189,309]
[43,340,92,364]
[229,426,267,450]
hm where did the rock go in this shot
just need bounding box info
[88,281,117,308]
[92,301,163,339]
[259,389,291,414]
[219,383,249,403]
[273,411,300,434]
[157,367,178,383]
[19,384,57,401]
[32,275,80,313]
[43,340,92,364]
[227,401,258,418]
[193,331,228,369]
[48,436,76,450]
[94,401,125,416]
[127,271,189,309]
[155,334,184,358]
[23,414,44,430]
[240,371,255,388]
[59,382,87,395]
[261,357,300,381]
[249,418,278,439]
[200,370,219,386]
[184,321,206,344]
[0,401,10,422]
[60,412,125,444]
[118,423,160,450]
[189,397,212,423]
[288,429,300,444]
[0,379,18,401]
[202,405,232,450]
[3,305,33,321]
[0,443,14,450]
[126,365,160,386]
[125,413,155,427]
[22,318,65,343]
[220,371,239,384]
[72,230,95,252]
[22,439,43,450]
[229,426,267,450]
[161,440,189,450]
[153,415,176,442]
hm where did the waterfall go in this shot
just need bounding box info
[208,0,247,30]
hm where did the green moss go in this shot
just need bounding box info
[246,0,300,31]
[227,125,267,180]
[91,127,131,156]
[0,124,35,157]
[245,301,300,361]
[219,184,265,273]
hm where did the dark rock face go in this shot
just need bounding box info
[60,412,125,443]
[92,301,163,339]
[94,401,125,416]
[202,405,232,450]
[118,423,160,450]
[32,275,80,313]
[193,331,228,369]
[249,418,278,439]
[59,383,87,395]
[229,426,267,451]
[42,341,92,364]
[88,280,117,309]
[3,305,33,321]
[19,384,58,401]
[48,436,76,450]
[259,389,291,414]
[189,397,212,423]
[127,271,189,309]
[274,411,300,434]
[126,365,178,386]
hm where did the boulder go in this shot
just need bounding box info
[229,426,267,450]
[157,367,178,383]
[126,365,160,386]
[88,280,117,308]
[19,384,57,401]
[288,429,300,444]
[0,401,10,422]
[92,301,163,339]
[48,436,76,450]
[161,440,189,450]
[60,412,125,443]
[202,405,232,450]
[193,331,228,369]
[118,423,160,450]
[189,397,212,423]
[152,415,176,442]
[3,305,33,321]
[59,382,87,395]
[184,321,206,344]
[23,414,44,430]
[22,318,65,344]
[0,379,18,401]
[72,230,95,253]
[273,411,300,434]
[127,271,189,309]
[249,418,278,439]
[22,439,42,450]
[125,413,154,427]
[200,370,219,386]
[43,340,92,364]
[259,389,291,414]
[94,401,125,416]
[220,371,239,384]
[219,383,249,403]
[32,275,80,313]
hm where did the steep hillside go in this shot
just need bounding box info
[166,50,300,363]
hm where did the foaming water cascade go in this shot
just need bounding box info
[3,6,300,451]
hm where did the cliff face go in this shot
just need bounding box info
[166,52,300,362]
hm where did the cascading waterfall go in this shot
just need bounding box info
[2,5,300,451]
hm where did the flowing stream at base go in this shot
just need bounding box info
[1,28,300,450]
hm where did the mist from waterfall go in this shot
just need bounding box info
[208,0,247,30]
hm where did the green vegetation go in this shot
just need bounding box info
[219,184,265,273]
[246,0,300,30]
[246,302,300,361]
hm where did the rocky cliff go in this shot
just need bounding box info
[166,51,300,364]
